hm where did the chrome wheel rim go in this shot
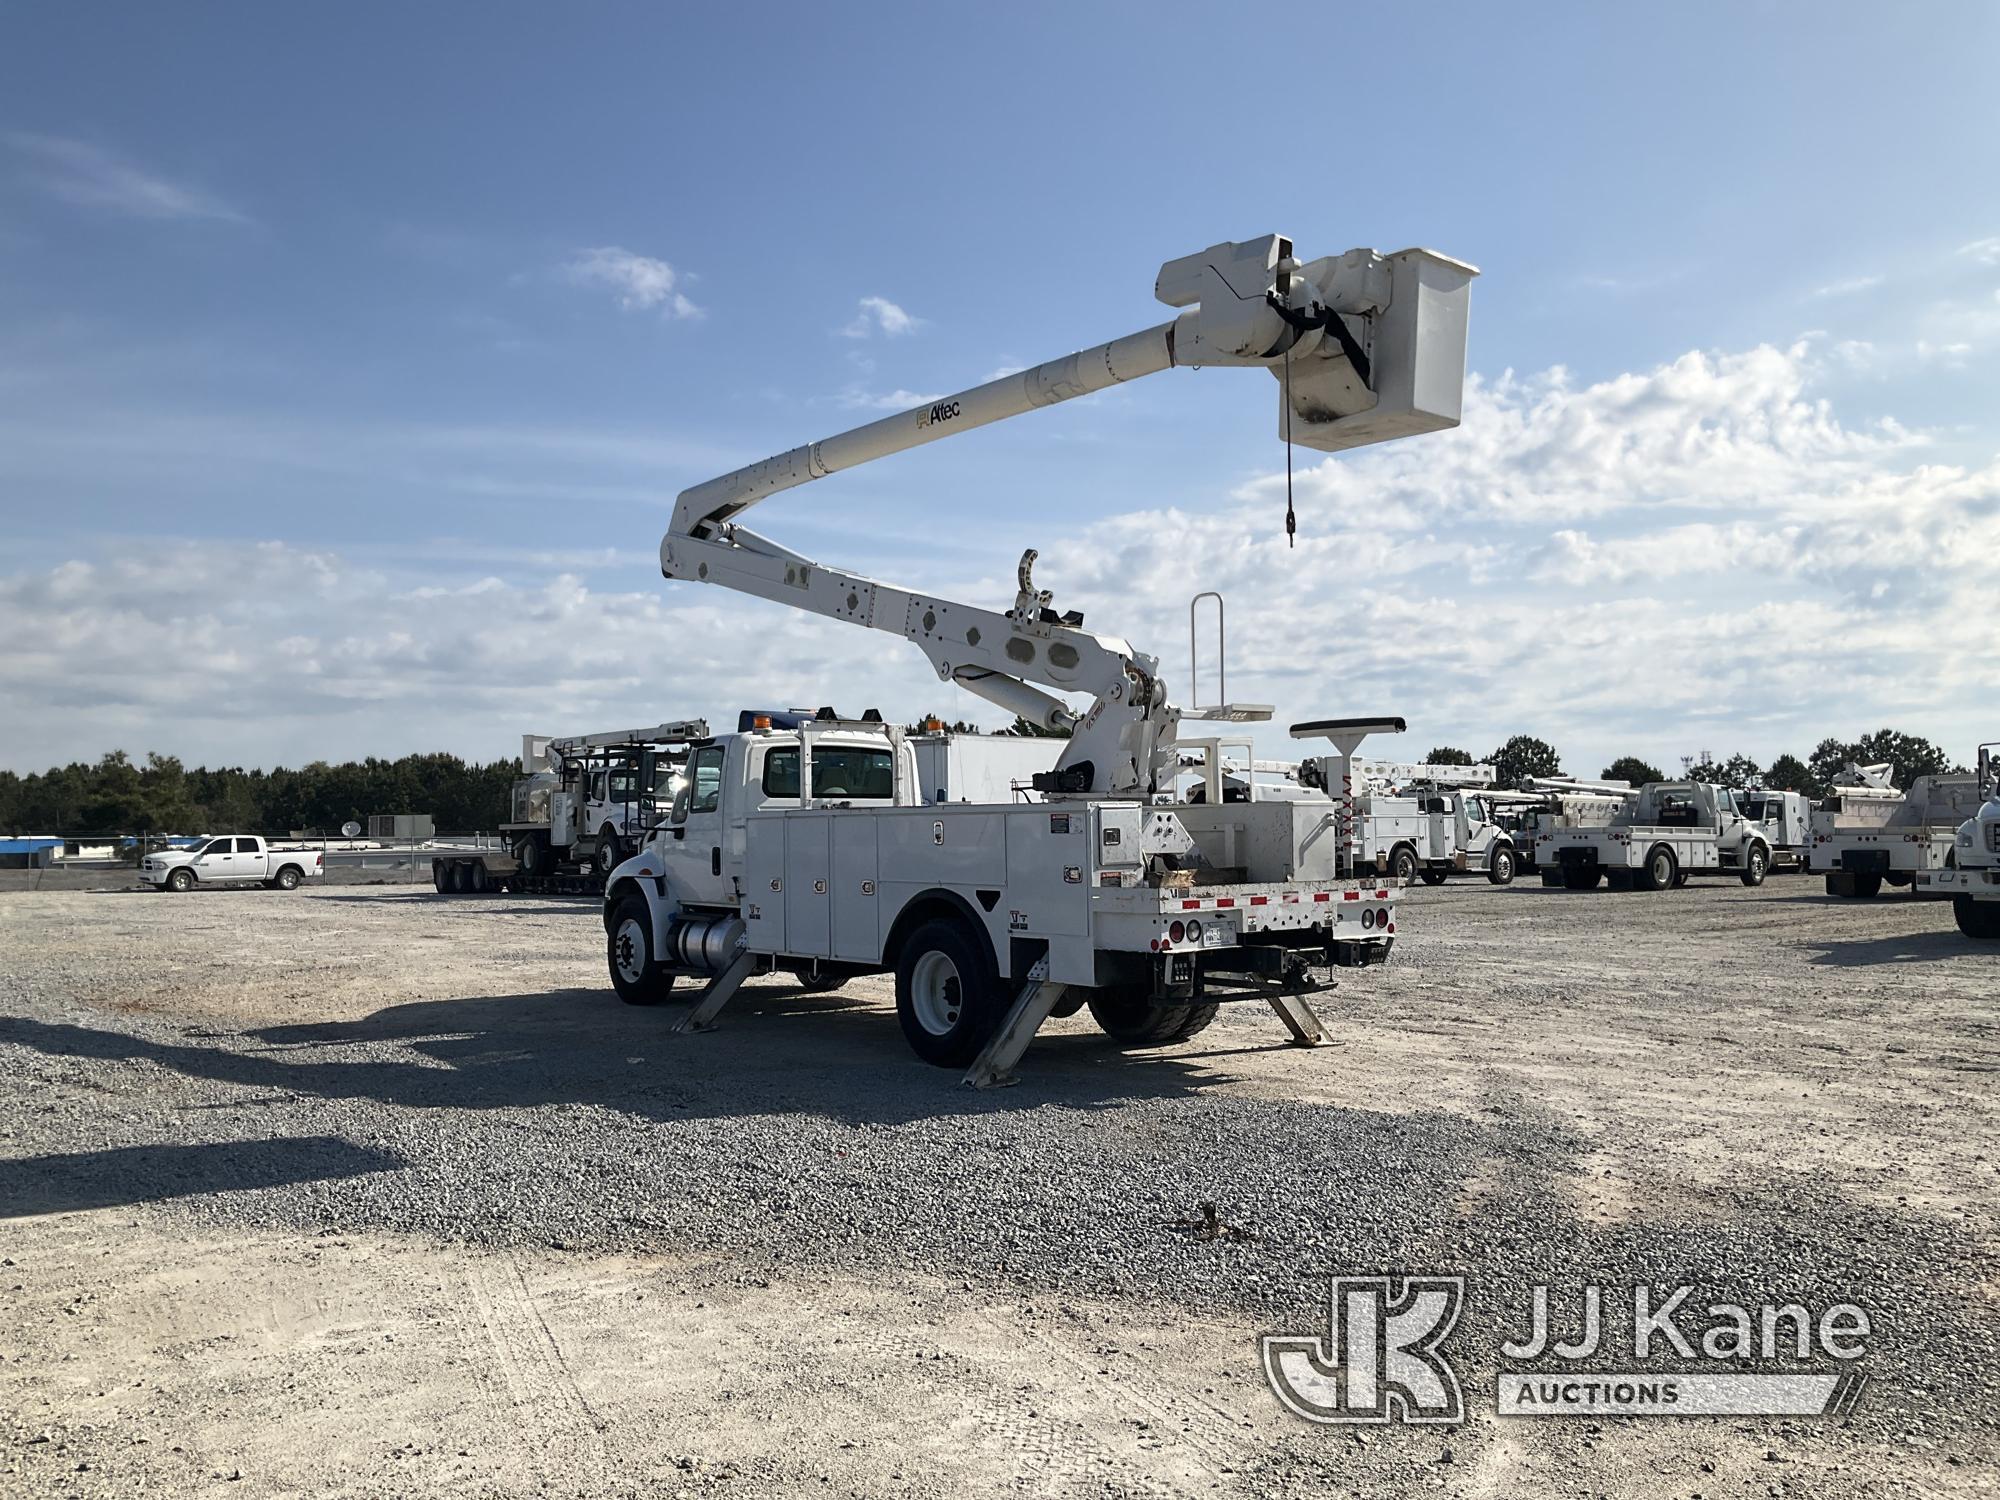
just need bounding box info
[909,950,963,1036]
[614,919,648,984]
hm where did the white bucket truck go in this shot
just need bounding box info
[1811,762,1983,898]
[601,234,1477,1080]
[1915,743,2000,940]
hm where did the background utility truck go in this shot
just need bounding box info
[1916,743,2000,940]
[432,720,709,894]
[1544,781,1810,891]
[1297,757,1520,886]
[1811,762,1982,898]
[1516,778,1635,876]
[603,232,1476,1081]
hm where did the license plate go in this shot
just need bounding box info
[1201,924,1230,949]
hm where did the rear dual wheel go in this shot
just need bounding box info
[1636,845,1678,892]
[1088,988,1219,1047]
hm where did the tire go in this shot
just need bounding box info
[1739,843,1769,888]
[1636,845,1677,893]
[1087,986,1220,1047]
[1487,847,1517,886]
[452,861,472,895]
[894,919,1003,1067]
[1389,845,1419,885]
[607,895,676,1004]
[468,861,489,894]
[1954,895,2000,940]
[1418,868,1448,887]
[1673,871,1692,888]
[433,860,450,894]
[516,837,545,877]
[1852,871,1883,899]
[275,865,302,892]
[595,831,622,877]
[794,969,845,994]
[167,868,194,893]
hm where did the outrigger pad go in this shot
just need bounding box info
[1290,716,1407,740]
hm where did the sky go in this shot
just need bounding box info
[2,3,1997,780]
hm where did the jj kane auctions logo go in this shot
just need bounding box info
[1264,1276,1872,1423]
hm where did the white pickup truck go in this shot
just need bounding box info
[1543,782,1809,891]
[139,836,323,893]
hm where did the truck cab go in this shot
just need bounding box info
[655,718,914,910]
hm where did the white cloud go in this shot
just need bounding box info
[1810,273,1884,299]
[840,296,921,338]
[1959,236,2000,266]
[3,133,247,223]
[1,340,1992,778]
[561,246,702,319]
[835,387,939,412]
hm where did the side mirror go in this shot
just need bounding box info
[670,787,691,827]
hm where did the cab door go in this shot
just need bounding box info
[661,742,733,905]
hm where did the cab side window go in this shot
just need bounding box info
[688,746,725,815]
[234,838,259,854]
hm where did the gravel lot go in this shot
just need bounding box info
[2,876,1994,1498]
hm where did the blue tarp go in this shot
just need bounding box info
[0,837,63,854]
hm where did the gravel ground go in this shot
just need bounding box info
[1,876,1994,1498]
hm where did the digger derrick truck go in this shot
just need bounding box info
[1914,743,2000,941]
[601,235,1477,1082]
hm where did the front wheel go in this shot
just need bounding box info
[1486,847,1516,886]
[607,896,676,1004]
[595,832,623,877]
[167,868,194,893]
[1739,843,1769,887]
[1087,987,1220,1047]
[1955,895,2000,940]
[895,920,1003,1067]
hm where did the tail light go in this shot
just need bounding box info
[1378,907,1392,929]
[1169,920,1186,944]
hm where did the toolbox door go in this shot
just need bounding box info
[784,816,832,958]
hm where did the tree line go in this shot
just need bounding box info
[1,724,1972,837]
[0,750,522,837]
[1422,728,1967,796]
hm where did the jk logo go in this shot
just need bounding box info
[1262,1275,1465,1425]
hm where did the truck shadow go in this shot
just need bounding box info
[0,983,1236,1130]
[0,1136,403,1218]
[1800,929,1970,966]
